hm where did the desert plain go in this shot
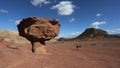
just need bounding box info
[0,38,120,68]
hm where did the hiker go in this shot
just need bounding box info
[76,43,81,49]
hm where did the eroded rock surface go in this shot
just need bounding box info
[17,16,60,54]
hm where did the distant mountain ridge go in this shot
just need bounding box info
[111,34,120,36]
[1,28,119,43]
[58,28,120,41]
[76,28,108,39]
[75,28,120,40]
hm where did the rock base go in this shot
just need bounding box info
[32,42,46,54]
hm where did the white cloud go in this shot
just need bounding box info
[0,9,8,13]
[70,32,81,37]
[96,13,101,17]
[31,0,50,6]
[57,34,66,39]
[91,21,107,29]
[57,32,81,39]
[107,28,120,34]
[51,1,76,15]
[69,18,75,22]
[15,20,21,25]
[44,1,50,4]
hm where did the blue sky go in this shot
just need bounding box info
[0,0,120,38]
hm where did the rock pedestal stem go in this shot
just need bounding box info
[31,41,46,54]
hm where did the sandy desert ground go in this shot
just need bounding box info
[0,38,120,68]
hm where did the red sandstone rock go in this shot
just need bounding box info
[17,17,60,54]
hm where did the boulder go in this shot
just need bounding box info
[17,16,60,54]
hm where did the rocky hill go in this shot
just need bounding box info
[77,28,108,39]
[75,28,120,40]
[0,30,29,43]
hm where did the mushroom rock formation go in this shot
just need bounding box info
[17,17,61,54]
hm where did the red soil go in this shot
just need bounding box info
[0,39,120,68]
